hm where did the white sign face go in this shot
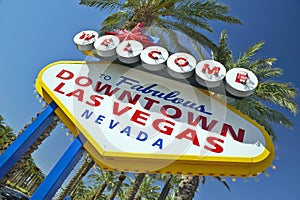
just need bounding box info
[36,61,274,176]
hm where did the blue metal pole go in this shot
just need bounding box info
[30,136,85,200]
[0,101,57,179]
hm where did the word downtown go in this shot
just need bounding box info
[54,69,246,152]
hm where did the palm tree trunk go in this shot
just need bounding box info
[92,182,107,200]
[174,175,199,200]
[58,154,95,200]
[0,112,58,186]
[158,175,173,200]
[124,173,145,200]
[109,172,126,200]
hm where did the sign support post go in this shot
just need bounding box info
[30,136,85,200]
[0,101,57,179]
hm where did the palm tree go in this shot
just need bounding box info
[116,186,130,200]
[0,110,59,187]
[88,167,116,200]
[77,2,242,199]
[109,171,127,200]
[158,174,181,200]
[213,30,298,137]
[135,174,161,200]
[0,115,6,130]
[78,2,298,200]
[58,154,95,200]
[124,173,146,200]
[174,175,199,200]
[79,0,241,51]
[70,180,89,200]
[0,125,15,154]
[0,115,16,154]
[173,31,298,200]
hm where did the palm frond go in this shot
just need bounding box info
[255,81,298,114]
[253,66,282,80]
[215,177,231,192]
[235,41,264,67]
[214,30,233,68]
[157,18,217,51]
[79,0,123,11]
[187,0,242,25]
[100,11,132,33]
[248,57,277,69]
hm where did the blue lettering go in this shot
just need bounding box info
[152,138,163,149]
[109,120,120,129]
[120,126,131,136]
[116,76,139,87]
[81,109,93,119]
[136,131,148,141]
[95,115,106,124]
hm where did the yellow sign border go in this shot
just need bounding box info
[36,60,274,176]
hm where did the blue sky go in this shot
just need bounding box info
[1,0,300,199]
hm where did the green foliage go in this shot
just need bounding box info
[213,30,298,140]
[0,115,15,152]
[79,0,241,51]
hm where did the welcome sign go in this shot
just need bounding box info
[36,61,274,176]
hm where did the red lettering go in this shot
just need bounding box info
[160,105,182,119]
[175,128,200,146]
[174,57,189,67]
[118,90,141,105]
[112,102,132,116]
[66,89,84,102]
[94,82,120,96]
[220,123,245,142]
[131,110,150,126]
[75,76,92,87]
[235,72,248,84]
[56,69,74,80]
[202,64,220,76]
[187,112,218,131]
[143,97,160,110]
[204,137,224,153]
[86,95,104,107]
[152,119,175,135]
[54,82,66,94]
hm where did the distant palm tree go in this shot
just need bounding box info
[71,180,89,200]
[0,125,15,154]
[0,115,15,154]
[116,186,130,200]
[79,0,241,51]
[0,111,59,187]
[0,115,6,129]
[124,173,146,200]
[88,167,116,200]
[109,171,127,200]
[135,174,161,200]
[58,154,95,200]
[174,175,200,200]
[158,174,181,200]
